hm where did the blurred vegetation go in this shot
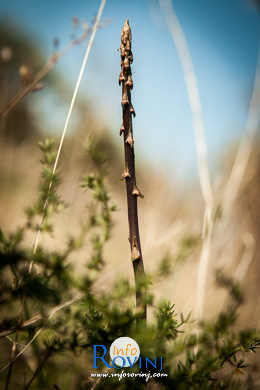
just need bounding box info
[0,136,259,389]
[0,18,52,143]
[0,14,260,390]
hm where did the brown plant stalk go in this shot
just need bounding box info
[119,20,146,320]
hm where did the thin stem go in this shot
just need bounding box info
[4,294,26,390]
[0,292,84,339]
[159,0,213,209]
[222,44,260,217]
[90,367,109,390]
[1,4,108,388]
[23,351,50,390]
[159,0,213,319]
[0,259,133,340]
[2,4,107,384]
[0,327,44,374]
[119,20,146,320]
[234,233,255,282]
[30,0,106,256]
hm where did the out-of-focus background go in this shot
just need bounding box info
[1,0,260,346]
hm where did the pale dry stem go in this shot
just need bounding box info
[159,0,213,319]
[30,0,107,256]
[235,232,255,282]
[222,45,260,218]
[0,327,44,374]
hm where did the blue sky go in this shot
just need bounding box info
[1,0,260,182]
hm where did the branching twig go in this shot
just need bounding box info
[0,38,88,120]
[119,20,146,321]
[0,13,108,121]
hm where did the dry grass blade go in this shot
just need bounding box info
[159,0,213,209]
[90,368,109,390]
[1,3,106,383]
[30,0,107,256]
[0,327,44,374]
[159,0,213,319]
[0,292,84,339]
[235,233,255,282]
[222,44,260,217]
[0,257,131,340]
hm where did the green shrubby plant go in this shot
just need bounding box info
[0,15,259,390]
[0,137,259,390]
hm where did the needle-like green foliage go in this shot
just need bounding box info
[0,20,259,390]
[0,136,259,390]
